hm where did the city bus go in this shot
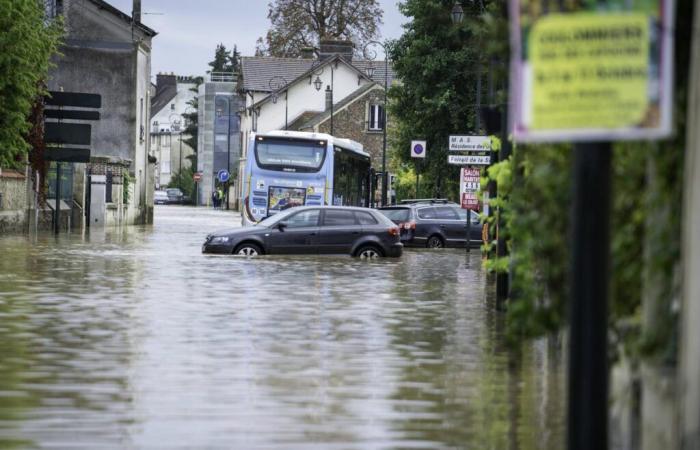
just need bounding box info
[241,130,372,225]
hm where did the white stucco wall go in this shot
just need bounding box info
[151,82,197,132]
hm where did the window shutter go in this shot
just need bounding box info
[379,105,385,129]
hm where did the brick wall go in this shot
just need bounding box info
[317,88,387,168]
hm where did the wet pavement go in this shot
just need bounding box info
[0,206,564,449]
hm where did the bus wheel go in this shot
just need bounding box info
[234,243,262,256]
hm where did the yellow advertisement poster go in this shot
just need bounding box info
[510,0,674,142]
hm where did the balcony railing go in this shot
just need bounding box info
[210,72,236,82]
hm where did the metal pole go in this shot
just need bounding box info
[466,208,471,253]
[330,68,334,135]
[54,163,60,234]
[285,91,288,130]
[226,97,231,210]
[476,71,482,132]
[381,57,388,207]
[179,131,183,174]
[568,142,611,450]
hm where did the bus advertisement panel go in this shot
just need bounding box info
[242,131,371,226]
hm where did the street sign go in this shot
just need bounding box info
[45,91,102,109]
[460,168,481,211]
[509,0,674,142]
[44,147,91,163]
[461,191,479,210]
[193,172,202,182]
[448,154,490,165]
[217,170,230,183]
[449,135,491,151]
[44,122,92,146]
[411,140,426,158]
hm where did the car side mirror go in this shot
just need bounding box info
[277,222,288,231]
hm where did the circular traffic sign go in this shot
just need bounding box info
[193,172,202,182]
[414,144,424,155]
[217,170,230,183]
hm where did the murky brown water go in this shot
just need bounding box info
[0,206,564,449]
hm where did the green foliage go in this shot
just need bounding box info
[208,44,239,74]
[0,0,62,167]
[168,165,195,202]
[122,171,131,204]
[388,0,500,201]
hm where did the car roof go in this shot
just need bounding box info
[380,203,459,209]
[283,205,381,214]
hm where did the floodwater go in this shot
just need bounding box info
[0,206,564,449]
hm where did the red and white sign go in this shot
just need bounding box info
[193,172,202,182]
[460,168,481,211]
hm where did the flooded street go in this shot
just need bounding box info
[0,206,564,449]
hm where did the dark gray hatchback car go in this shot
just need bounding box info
[202,206,403,258]
[379,200,481,249]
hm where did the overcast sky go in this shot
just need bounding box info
[108,0,407,78]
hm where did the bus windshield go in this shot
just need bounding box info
[255,138,326,172]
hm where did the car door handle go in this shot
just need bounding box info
[352,231,360,235]
[309,232,317,236]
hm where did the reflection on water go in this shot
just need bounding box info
[0,206,564,449]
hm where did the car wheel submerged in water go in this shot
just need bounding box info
[234,243,262,256]
[355,245,383,259]
[427,235,444,248]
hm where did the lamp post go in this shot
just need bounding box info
[363,40,390,207]
[268,76,289,130]
[310,59,334,135]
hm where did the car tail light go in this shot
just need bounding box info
[401,221,416,230]
[388,226,400,236]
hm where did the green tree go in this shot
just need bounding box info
[0,0,62,167]
[259,0,383,57]
[388,0,491,201]
[208,44,240,74]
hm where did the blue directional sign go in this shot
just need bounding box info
[217,170,230,183]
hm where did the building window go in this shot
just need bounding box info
[171,103,175,110]
[368,104,385,131]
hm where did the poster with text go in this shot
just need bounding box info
[268,187,306,214]
[509,0,675,142]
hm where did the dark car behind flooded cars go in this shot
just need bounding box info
[379,199,482,249]
[202,206,403,258]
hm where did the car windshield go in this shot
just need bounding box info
[255,137,326,172]
[255,207,300,227]
[166,189,181,195]
[379,208,410,222]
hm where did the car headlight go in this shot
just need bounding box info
[209,236,230,244]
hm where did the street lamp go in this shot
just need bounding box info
[310,59,335,134]
[451,2,465,24]
[268,76,289,130]
[363,40,390,207]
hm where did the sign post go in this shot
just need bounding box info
[411,140,426,198]
[508,0,674,449]
[460,167,481,253]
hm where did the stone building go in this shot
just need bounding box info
[45,0,157,227]
[196,74,242,207]
[237,40,395,205]
[150,74,198,189]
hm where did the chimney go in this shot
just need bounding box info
[155,73,176,97]
[300,47,314,59]
[133,0,141,23]
[325,86,332,111]
[319,39,354,61]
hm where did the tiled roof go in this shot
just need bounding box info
[88,0,157,37]
[150,84,177,118]
[240,56,396,94]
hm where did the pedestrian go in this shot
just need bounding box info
[217,187,224,210]
[211,190,218,209]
